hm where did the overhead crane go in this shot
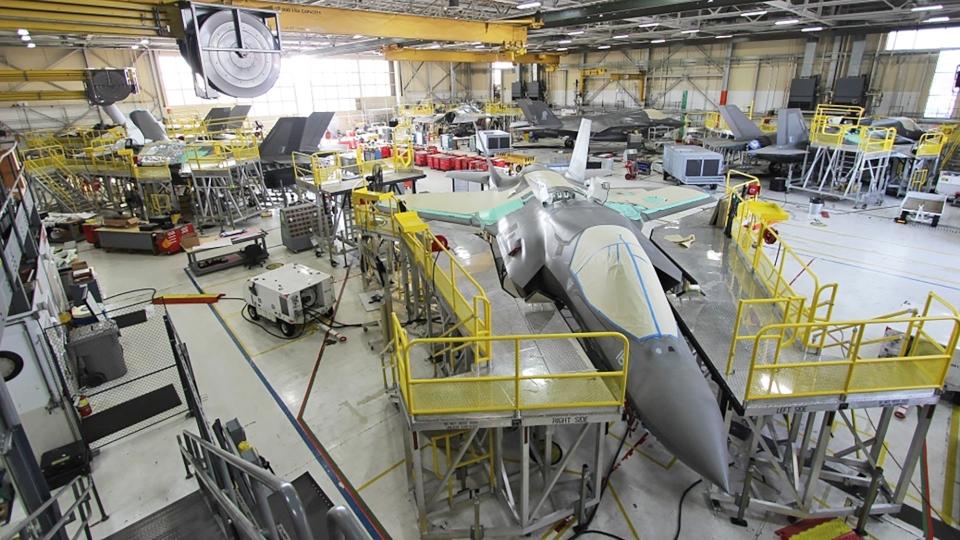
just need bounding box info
[0,0,528,47]
[383,47,560,66]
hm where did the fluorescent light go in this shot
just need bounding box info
[568,30,585,35]
[26,43,35,48]
[638,22,659,28]
[613,34,630,39]
[801,26,823,32]
[16,29,28,36]
[598,45,611,49]
[740,10,768,17]
[651,39,666,43]
[352,34,364,39]
[911,4,943,11]
[558,39,572,44]
[428,44,441,49]
[557,47,568,51]
[715,34,733,39]
[774,19,799,25]
[925,16,950,22]
[139,38,150,45]
[516,1,541,9]
[492,61,514,69]
[475,44,485,49]
[131,45,138,49]
[680,29,700,34]
[21,35,30,41]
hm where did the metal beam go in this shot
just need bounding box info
[534,0,766,28]
[0,0,528,45]
[384,48,559,65]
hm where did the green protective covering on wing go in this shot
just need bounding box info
[394,189,532,226]
[603,185,712,221]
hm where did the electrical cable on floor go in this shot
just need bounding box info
[569,530,626,540]
[573,419,633,536]
[672,479,702,540]
[101,287,157,301]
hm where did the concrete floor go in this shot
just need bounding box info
[68,153,960,539]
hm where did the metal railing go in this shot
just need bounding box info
[742,292,960,401]
[916,131,945,158]
[354,189,493,361]
[0,474,107,540]
[178,430,315,540]
[389,313,629,416]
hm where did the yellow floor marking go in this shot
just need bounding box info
[789,246,960,288]
[784,234,960,276]
[357,458,405,492]
[551,518,576,540]
[776,220,960,259]
[608,481,641,540]
[942,405,959,526]
[214,305,252,354]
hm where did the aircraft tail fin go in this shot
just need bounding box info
[516,99,562,128]
[565,119,592,184]
[719,104,764,140]
[776,108,808,146]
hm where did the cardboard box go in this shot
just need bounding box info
[180,232,200,250]
[70,260,88,271]
[102,217,139,228]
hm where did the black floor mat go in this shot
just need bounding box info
[105,490,225,540]
[81,385,182,443]
[268,472,335,539]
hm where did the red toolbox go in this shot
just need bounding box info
[427,154,437,169]
[436,156,454,171]
[414,151,428,166]
[456,157,471,170]
[380,145,392,158]
[156,223,196,255]
[426,146,439,154]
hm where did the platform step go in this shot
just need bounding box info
[104,490,226,540]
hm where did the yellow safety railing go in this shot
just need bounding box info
[398,102,436,117]
[183,136,260,171]
[725,296,806,375]
[390,313,630,415]
[354,189,493,361]
[292,151,344,186]
[484,101,522,117]
[704,111,729,132]
[809,104,865,146]
[857,126,896,153]
[917,131,945,158]
[742,292,960,401]
[909,168,929,191]
[724,170,839,351]
[759,116,777,133]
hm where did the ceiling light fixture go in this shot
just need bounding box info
[568,30,585,35]
[516,1,541,9]
[715,34,733,39]
[613,34,630,39]
[492,61,514,69]
[17,29,28,36]
[21,35,31,41]
[774,19,799,25]
[557,47,568,51]
[911,4,943,11]
[925,16,950,22]
[352,34,364,39]
[558,39,572,44]
[651,39,666,43]
[598,45,611,49]
[801,26,823,32]
[638,22,659,28]
[680,29,700,34]
[26,43,36,48]
[139,38,150,45]
[740,10,768,17]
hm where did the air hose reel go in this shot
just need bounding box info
[172,2,282,99]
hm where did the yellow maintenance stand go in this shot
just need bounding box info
[352,188,631,537]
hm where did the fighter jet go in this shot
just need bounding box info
[413,103,491,137]
[396,120,730,491]
[715,104,809,164]
[515,99,681,147]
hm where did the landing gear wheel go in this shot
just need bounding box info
[279,321,297,337]
[563,137,574,149]
[246,305,260,320]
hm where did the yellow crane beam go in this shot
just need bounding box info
[0,91,87,101]
[384,48,559,65]
[0,0,527,46]
[0,70,88,83]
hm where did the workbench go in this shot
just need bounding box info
[95,223,195,255]
[185,229,269,276]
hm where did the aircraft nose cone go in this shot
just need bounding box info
[628,339,730,492]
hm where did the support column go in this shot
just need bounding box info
[847,35,866,77]
[720,42,734,105]
[800,40,818,78]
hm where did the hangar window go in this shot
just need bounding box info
[157,54,392,115]
[886,27,960,118]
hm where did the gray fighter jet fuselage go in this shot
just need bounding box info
[516,99,681,145]
[488,180,730,492]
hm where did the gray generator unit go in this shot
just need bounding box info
[477,130,511,156]
[662,144,724,186]
[66,320,127,387]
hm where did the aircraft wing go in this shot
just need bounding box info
[395,189,533,228]
[602,185,712,221]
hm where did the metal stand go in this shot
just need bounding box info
[794,144,892,207]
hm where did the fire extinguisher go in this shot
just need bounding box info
[77,395,92,418]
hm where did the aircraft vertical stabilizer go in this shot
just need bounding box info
[566,119,592,184]
[776,108,808,147]
[719,104,764,140]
